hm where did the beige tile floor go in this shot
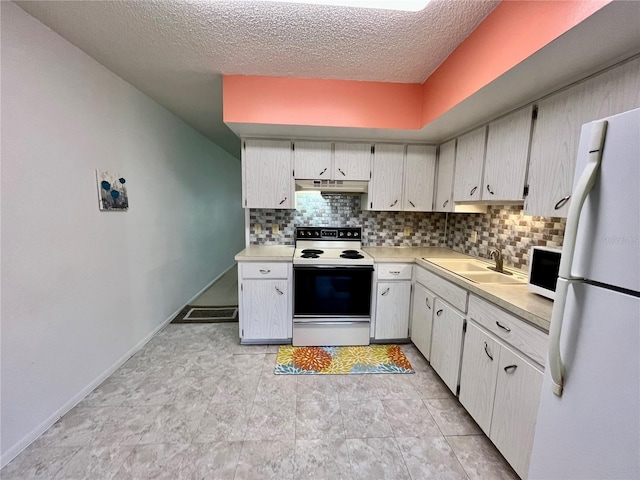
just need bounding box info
[1,323,519,479]
[191,265,238,307]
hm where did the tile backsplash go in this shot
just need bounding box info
[249,193,565,270]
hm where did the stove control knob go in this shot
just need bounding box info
[315,231,320,237]
[354,232,359,237]
[347,232,352,237]
[339,232,344,237]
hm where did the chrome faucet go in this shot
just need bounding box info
[488,247,504,273]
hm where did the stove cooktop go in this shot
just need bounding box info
[293,227,373,265]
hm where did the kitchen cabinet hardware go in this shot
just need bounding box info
[390,271,400,275]
[409,200,415,207]
[484,342,494,361]
[470,186,478,196]
[504,364,518,373]
[319,167,327,176]
[275,286,284,295]
[487,184,494,195]
[442,200,448,208]
[436,309,443,316]
[381,287,390,296]
[554,195,571,210]
[389,199,398,207]
[425,298,431,309]
[338,168,346,176]
[259,269,271,274]
[279,197,287,205]
[496,321,511,332]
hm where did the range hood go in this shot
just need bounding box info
[295,179,368,193]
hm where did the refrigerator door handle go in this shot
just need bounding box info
[549,120,608,397]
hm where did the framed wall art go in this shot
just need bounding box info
[96,170,128,211]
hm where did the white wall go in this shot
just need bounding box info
[0,2,245,464]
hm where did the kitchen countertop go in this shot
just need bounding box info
[235,244,553,332]
[234,245,294,262]
[364,247,553,333]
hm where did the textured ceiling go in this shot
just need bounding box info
[14,0,499,158]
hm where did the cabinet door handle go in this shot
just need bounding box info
[338,168,346,176]
[436,309,443,316]
[484,342,494,361]
[319,167,327,176]
[554,195,571,210]
[389,199,398,207]
[504,364,518,373]
[279,197,287,205]
[259,269,271,274]
[496,321,511,332]
[275,286,284,295]
[425,298,431,309]
[486,184,494,195]
[470,186,478,196]
[409,200,415,207]
[381,287,390,296]
[442,200,448,208]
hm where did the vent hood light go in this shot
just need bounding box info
[255,0,431,12]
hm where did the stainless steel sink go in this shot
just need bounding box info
[423,257,527,284]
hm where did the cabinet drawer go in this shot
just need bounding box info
[377,263,412,280]
[241,262,289,279]
[468,295,548,366]
[415,267,468,312]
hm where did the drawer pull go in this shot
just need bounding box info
[470,186,478,196]
[496,321,511,332]
[319,167,327,176]
[504,364,518,373]
[436,309,443,316]
[259,269,271,274]
[554,195,571,210]
[381,287,390,296]
[389,271,400,275]
[275,286,284,295]
[425,298,431,309]
[279,197,287,205]
[484,342,493,361]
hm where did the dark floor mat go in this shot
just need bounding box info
[171,305,238,323]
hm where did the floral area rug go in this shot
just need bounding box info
[275,345,414,374]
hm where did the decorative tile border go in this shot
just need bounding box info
[249,193,565,270]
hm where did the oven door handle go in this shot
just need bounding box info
[293,320,371,326]
[293,265,374,271]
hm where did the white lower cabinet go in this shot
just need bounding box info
[430,299,465,394]
[238,262,291,343]
[410,282,435,360]
[460,303,545,479]
[374,281,411,340]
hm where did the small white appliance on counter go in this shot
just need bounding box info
[528,108,640,479]
[527,246,562,299]
[292,227,374,346]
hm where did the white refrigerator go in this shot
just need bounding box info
[528,108,640,479]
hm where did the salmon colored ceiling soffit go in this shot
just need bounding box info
[223,0,612,131]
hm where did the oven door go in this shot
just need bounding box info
[293,265,373,319]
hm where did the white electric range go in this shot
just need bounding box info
[292,227,374,346]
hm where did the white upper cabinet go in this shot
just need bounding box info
[403,145,437,211]
[526,57,640,217]
[333,142,372,180]
[369,144,405,211]
[242,139,294,209]
[453,126,487,202]
[434,139,456,212]
[483,106,534,202]
[293,141,332,179]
